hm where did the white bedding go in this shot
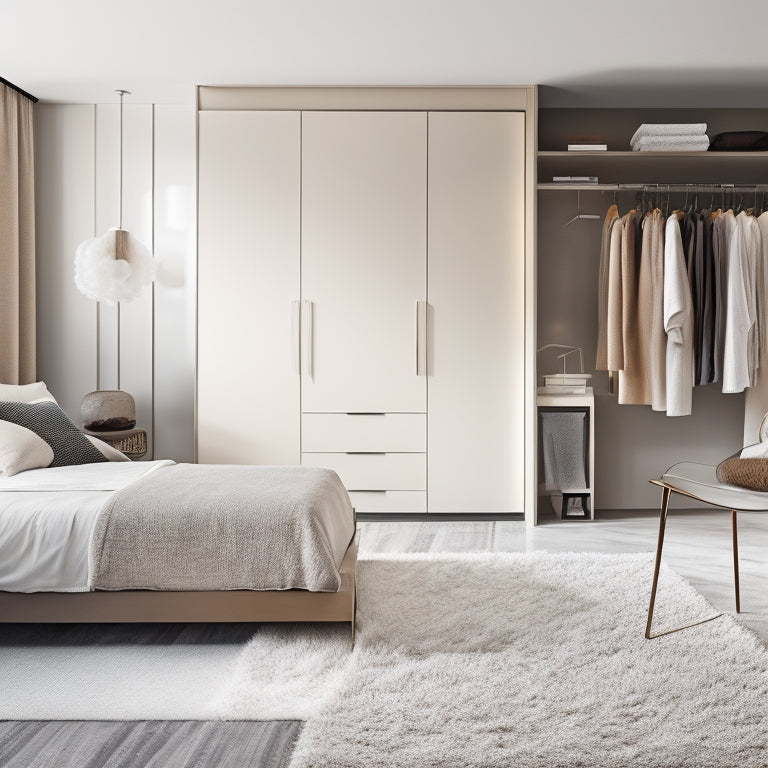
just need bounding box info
[0,461,173,592]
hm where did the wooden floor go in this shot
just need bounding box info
[1,510,766,767]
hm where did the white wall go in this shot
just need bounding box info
[35,103,196,461]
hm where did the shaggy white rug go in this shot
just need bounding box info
[2,550,766,768]
[230,553,768,768]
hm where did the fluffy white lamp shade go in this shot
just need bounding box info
[74,227,155,303]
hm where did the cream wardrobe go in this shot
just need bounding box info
[197,87,535,516]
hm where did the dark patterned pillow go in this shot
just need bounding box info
[0,401,107,467]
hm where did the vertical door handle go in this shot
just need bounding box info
[416,300,427,376]
[302,300,314,378]
[291,300,301,374]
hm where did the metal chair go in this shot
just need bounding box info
[646,461,768,639]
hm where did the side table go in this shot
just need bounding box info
[86,428,147,460]
[535,388,595,521]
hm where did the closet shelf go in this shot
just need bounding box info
[538,151,768,158]
[540,183,630,191]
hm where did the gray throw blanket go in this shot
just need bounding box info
[89,464,355,592]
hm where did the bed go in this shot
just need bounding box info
[0,388,358,639]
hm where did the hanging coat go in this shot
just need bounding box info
[596,205,620,371]
[618,210,650,404]
[664,213,694,416]
[649,210,667,412]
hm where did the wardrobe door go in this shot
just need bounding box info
[301,111,427,414]
[427,112,526,513]
[197,111,301,464]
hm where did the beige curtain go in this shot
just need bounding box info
[0,82,35,384]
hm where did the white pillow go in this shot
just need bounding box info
[0,381,58,404]
[0,420,54,476]
[84,434,131,462]
[740,442,768,459]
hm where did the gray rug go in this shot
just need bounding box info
[0,721,300,768]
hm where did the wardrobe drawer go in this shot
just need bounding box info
[301,452,426,491]
[348,491,426,514]
[301,413,426,453]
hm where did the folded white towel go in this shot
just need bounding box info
[632,136,710,152]
[631,133,709,150]
[632,132,708,147]
[630,123,707,146]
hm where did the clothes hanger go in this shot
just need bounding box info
[562,190,601,228]
[683,187,690,213]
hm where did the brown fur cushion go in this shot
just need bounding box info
[716,454,768,491]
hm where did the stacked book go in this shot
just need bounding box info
[538,373,592,395]
[552,176,599,185]
[567,135,607,152]
[567,143,607,151]
[630,123,709,152]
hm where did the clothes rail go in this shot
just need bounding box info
[541,183,768,191]
[615,183,768,192]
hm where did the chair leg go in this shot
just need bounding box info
[646,486,671,639]
[732,510,741,614]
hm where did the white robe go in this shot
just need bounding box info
[723,212,759,393]
[649,211,667,412]
[663,214,694,416]
[757,211,768,367]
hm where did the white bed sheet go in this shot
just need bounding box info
[0,460,174,592]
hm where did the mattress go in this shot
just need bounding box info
[0,461,355,594]
[0,461,173,592]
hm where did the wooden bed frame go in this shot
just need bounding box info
[0,531,358,642]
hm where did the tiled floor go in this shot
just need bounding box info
[358,507,768,643]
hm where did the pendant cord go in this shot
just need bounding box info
[115,89,129,390]
[117,89,126,229]
[119,92,122,229]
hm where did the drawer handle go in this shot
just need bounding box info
[351,489,387,493]
[345,451,386,455]
[346,412,385,416]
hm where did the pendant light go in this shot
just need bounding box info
[74,89,155,304]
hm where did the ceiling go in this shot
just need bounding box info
[4,0,768,107]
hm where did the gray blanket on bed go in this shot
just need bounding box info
[89,464,355,592]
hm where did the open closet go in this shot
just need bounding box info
[536,107,768,522]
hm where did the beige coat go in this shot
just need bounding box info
[606,215,625,372]
[596,205,620,371]
[620,210,653,405]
